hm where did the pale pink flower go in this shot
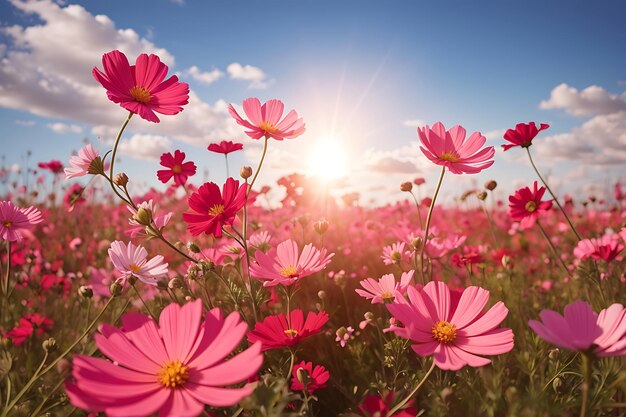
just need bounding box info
[425,234,467,259]
[418,122,495,174]
[381,241,407,265]
[249,239,334,287]
[356,271,414,304]
[65,300,263,416]
[248,230,272,251]
[108,240,168,285]
[126,200,172,238]
[228,98,305,141]
[573,233,624,263]
[529,301,626,356]
[64,144,100,179]
[388,281,514,371]
[336,326,354,348]
[0,201,43,242]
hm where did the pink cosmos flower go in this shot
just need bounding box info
[291,361,330,394]
[38,160,64,174]
[208,140,244,155]
[381,241,407,265]
[502,122,550,151]
[247,309,328,351]
[573,234,624,263]
[64,144,101,179]
[93,50,189,123]
[418,122,495,174]
[387,281,514,371]
[182,178,247,238]
[157,150,196,186]
[126,200,172,238]
[528,301,626,356]
[508,181,553,229]
[7,313,53,346]
[228,98,305,140]
[359,392,417,417]
[63,183,86,212]
[65,300,263,416]
[336,326,354,348]
[0,201,43,242]
[356,271,414,304]
[249,239,334,287]
[108,240,168,285]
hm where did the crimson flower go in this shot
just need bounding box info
[38,160,64,174]
[359,392,417,417]
[291,361,330,394]
[157,150,197,186]
[228,98,305,140]
[93,50,189,123]
[208,140,244,155]
[247,310,328,351]
[7,313,53,346]
[182,178,247,237]
[508,181,553,229]
[502,122,550,151]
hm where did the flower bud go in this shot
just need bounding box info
[42,338,57,353]
[476,191,488,201]
[87,156,105,176]
[364,312,374,320]
[296,367,310,386]
[314,219,329,235]
[187,242,201,254]
[110,281,123,297]
[168,277,183,289]
[413,177,425,186]
[78,285,93,299]
[298,214,311,228]
[411,236,423,251]
[336,326,347,338]
[113,173,129,187]
[127,275,138,286]
[133,208,152,226]
[317,290,326,299]
[240,166,253,179]
[56,358,71,375]
[548,348,560,361]
[400,182,413,192]
[484,180,497,191]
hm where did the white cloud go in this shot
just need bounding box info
[484,128,506,141]
[48,122,82,134]
[540,83,626,117]
[118,134,171,161]
[366,156,419,174]
[227,62,270,89]
[402,119,426,128]
[185,65,223,85]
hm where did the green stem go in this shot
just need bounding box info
[580,353,592,417]
[526,147,581,241]
[225,154,230,178]
[247,137,269,195]
[419,167,445,282]
[1,296,116,417]
[536,220,571,276]
[408,191,424,230]
[286,349,296,380]
[132,281,157,321]
[106,111,134,205]
[387,359,436,416]
[2,240,11,326]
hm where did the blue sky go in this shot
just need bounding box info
[1,0,625,205]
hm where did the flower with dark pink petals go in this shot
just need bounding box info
[508,181,553,229]
[7,313,53,346]
[247,310,328,351]
[157,150,196,186]
[0,201,43,242]
[291,361,330,394]
[502,122,550,151]
[229,98,305,141]
[208,140,244,155]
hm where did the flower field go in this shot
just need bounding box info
[0,50,625,417]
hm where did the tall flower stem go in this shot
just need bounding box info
[387,359,436,416]
[408,190,424,230]
[526,147,581,241]
[1,296,117,417]
[419,167,445,282]
[2,240,11,326]
[247,137,269,195]
[106,111,134,205]
[579,353,592,417]
[536,220,571,277]
[224,155,230,178]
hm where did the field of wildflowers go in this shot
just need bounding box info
[0,50,625,417]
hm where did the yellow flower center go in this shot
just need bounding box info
[129,86,152,104]
[439,152,460,162]
[208,204,225,217]
[431,321,457,344]
[3,221,12,228]
[157,360,189,388]
[279,265,299,278]
[390,251,402,263]
[172,164,182,174]
[259,121,278,133]
[525,201,538,212]
[380,291,394,301]
[284,329,298,337]
[129,264,142,274]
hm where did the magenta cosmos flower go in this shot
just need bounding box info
[387,281,514,371]
[291,361,330,394]
[38,160,64,174]
[574,233,624,263]
[0,201,43,242]
[247,309,328,351]
[64,144,101,179]
[108,240,168,285]
[182,178,247,238]
[65,300,263,416]
[157,150,197,186]
[508,181,553,229]
[249,239,334,287]
[502,122,550,151]
[208,140,244,155]
[418,122,495,174]
[356,271,414,304]
[93,50,189,123]
[529,301,626,356]
[228,98,305,140]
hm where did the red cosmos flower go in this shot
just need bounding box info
[247,309,328,351]
[291,361,330,394]
[229,98,305,140]
[93,50,189,123]
[502,122,550,151]
[208,140,244,155]
[508,181,553,229]
[7,313,53,346]
[157,150,197,186]
[38,160,64,174]
[182,178,247,237]
[359,392,417,417]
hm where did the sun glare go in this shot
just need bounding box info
[308,137,349,180]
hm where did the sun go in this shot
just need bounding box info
[308,137,349,180]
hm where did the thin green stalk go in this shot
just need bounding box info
[132,281,157,321]
[387,359,436,416]
[580,353,592,417]
[419,167,446,282]
[29,374,66,417]
[536,220,571,277]
[107,111,134,205]
[247,137,269,195]
[408,190,424,230]
[526,147,581,241]
[2,240,11,326]
[286,349,296,380]
[225,154,230,178]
